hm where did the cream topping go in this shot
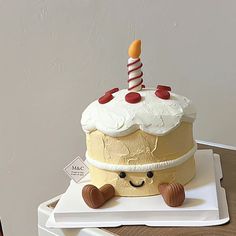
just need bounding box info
[81,88,196,137]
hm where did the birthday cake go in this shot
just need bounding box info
[81,40,196,208]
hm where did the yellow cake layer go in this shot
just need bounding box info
[87,122,194,165]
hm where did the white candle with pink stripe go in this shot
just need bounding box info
[127,40,143,92]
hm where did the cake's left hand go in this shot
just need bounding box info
[82,184,115,209]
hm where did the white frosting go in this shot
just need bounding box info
[86,141,197,172]
[81,88,196,137]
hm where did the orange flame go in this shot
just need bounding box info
[128,39,141,58]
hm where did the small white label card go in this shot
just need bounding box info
[64,156,89,183]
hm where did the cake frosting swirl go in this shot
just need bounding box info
[81,88,196,137]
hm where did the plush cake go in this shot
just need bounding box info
[81,40,196,208]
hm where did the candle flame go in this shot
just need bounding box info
[128,39,141,59]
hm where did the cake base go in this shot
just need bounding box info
[87,125,196,196]
[46,150,229,228]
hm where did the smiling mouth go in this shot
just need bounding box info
[129,180,145,188]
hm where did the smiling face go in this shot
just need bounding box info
[111,170,158,196]
[89,166,158,196]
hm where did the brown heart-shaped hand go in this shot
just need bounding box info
[158,183,185,207]
[82,184,115,209]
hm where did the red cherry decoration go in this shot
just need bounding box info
[98,93,113,104]
[105,87,119,94]
[155,89,170,100]
[125,92,141,104]
[156,85,171,91]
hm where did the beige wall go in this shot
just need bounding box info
[1,1,236,235]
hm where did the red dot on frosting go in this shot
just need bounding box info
[125,92,141,104]
[98,93,114,104]
[156,85,171,91]
[105,87,119,94]
[155,89,170,100]
[142,84,146,88]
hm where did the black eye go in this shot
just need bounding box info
[147,171,153,178]
[119,172,126,178]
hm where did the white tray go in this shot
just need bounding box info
[47,150,229,228]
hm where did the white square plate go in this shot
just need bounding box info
[47,150,229,228]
